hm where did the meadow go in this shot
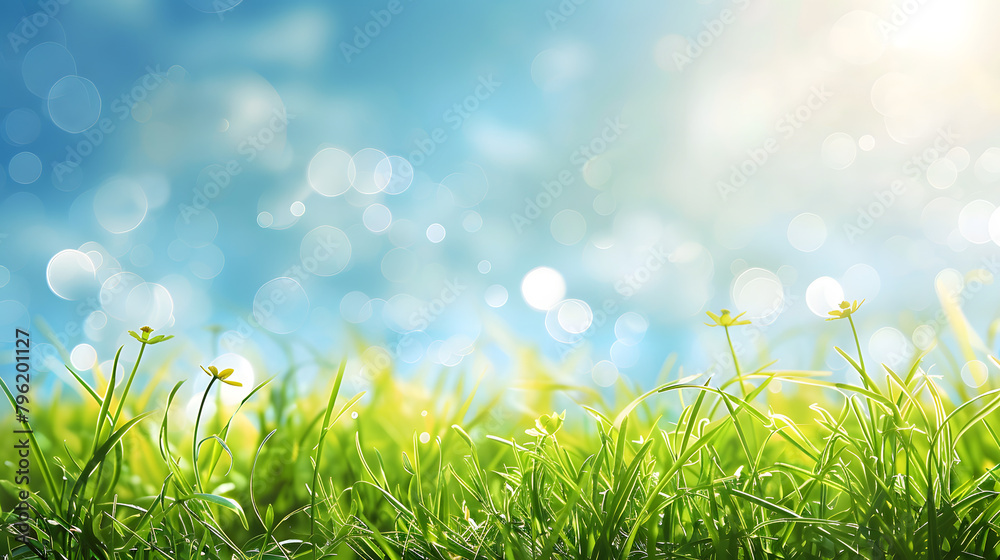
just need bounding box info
[4,298,1000,559]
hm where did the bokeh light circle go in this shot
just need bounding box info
[958,200,994,244]
[961,360,989,389]
[592,360,619,387]
[22,42,76,98]
[9,152,42,184]
[381,248,419,283]
[821,133,857,169]
[868,327,910,368]
[841,263,881,300]
[189,245,226,279]
[70,344,97,371]
[48,76,102,133]
[94,178,148,233]
[47,250,97,300]
[462,211,483,233]
[363,203,392,232]
[307,148,353,196]
[257,211,274,228]
[947,147,970,171]
[787,213,827,252]
[100,272,144,319]
[349,148,391,194]
[379,156,414,195]
[125,282,174,329]
[611,340,640,368]
[300,226,351,276]
[341,291,373,323]
[615,312,648,345]
[521,267,566,311]
[5,109,41,144]
[732,268,783,321]
[556,299,593,334]
[441,166,489,207]
[805,276,845,317]
[175,209,218,248]
[926,158,958,189]
[184,0,243,14]
[426,223,446,243]
[975,148,1000,183]
[485,285,508,308]
[551,209,587,245]
[253,277,310,334]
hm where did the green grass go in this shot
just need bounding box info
[4,299,1000,559]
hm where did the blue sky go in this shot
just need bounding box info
[2,0,999,396]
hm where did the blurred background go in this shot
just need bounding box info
[1,0,999,404]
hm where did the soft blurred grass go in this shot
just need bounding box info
[3,295,1000,558]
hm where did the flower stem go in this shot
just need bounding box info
[193,376,216,494]
[848,315,867,388]
[111,341,147,428]
[724,326,746,398]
